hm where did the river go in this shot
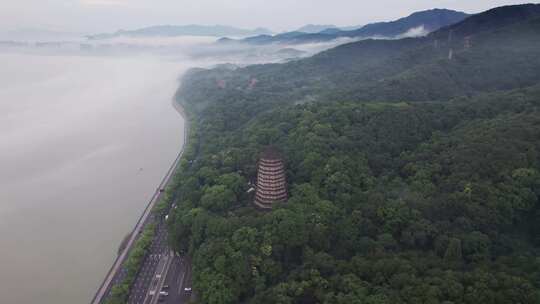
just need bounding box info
[0,53,188,304]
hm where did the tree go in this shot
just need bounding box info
[196,269,237,304]
[218,173,246,197]
[444,237,463,264]
[462,232,490,263]
[201,185,236,212]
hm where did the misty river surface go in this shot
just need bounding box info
[0,53,189,304]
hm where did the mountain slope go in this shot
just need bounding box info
[224,9,468,45]
[170,5,540,304]
[344,8,469,38]
[185,4,540,110]
[432,3,540,39]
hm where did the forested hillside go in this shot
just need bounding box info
[184,4,540,107]
[168,4,540,303]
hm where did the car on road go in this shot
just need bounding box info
[159,291,169,296]
[162,285,169,290]
[184,287,192,292]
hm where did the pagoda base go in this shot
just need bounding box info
[253,199,284,210]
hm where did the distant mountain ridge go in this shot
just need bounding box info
[295,24,338,33]
[184,4,540,107]
[431,3,540,39]
[87,25,272,40]
[344,8,469,37]
[221,8,469,45]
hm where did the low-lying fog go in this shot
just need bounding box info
[0,35,346,304]
[0,52,191,304]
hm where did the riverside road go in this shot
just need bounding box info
[92,106,192,304]
[127,213,193,304]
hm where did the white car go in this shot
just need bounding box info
[184,287,192,292]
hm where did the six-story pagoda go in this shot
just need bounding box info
[254,147,288,209]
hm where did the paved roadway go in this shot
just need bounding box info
[98,203,194,304]
[134,218,193,304]
[158,255,193,303]
[128,221,169,304]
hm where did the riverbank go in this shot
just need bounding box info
[92,100,189,304]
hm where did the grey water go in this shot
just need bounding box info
[0,53,187,304]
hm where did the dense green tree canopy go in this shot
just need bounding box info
[166,5,540,304]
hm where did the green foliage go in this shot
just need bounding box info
[166,7,540,303]
[178,12,540,114]
[168,85,540,303]
[105,224,156,304]
[201,185,237,212]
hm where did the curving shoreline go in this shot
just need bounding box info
[90,98,189,304]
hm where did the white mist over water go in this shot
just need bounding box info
[0,52,193,304]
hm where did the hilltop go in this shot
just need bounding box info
[295,24,338,33]
[221,8,468,45]
[187,4,540,108]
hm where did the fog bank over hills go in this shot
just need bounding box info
[0,30,364,68]
[221,8,469,45]
[0,8,472,66]
[295,24,339,33]
[87,25,273,40]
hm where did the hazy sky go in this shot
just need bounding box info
[0,0,534,33]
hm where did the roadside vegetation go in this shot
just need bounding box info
[105,223,156,304]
